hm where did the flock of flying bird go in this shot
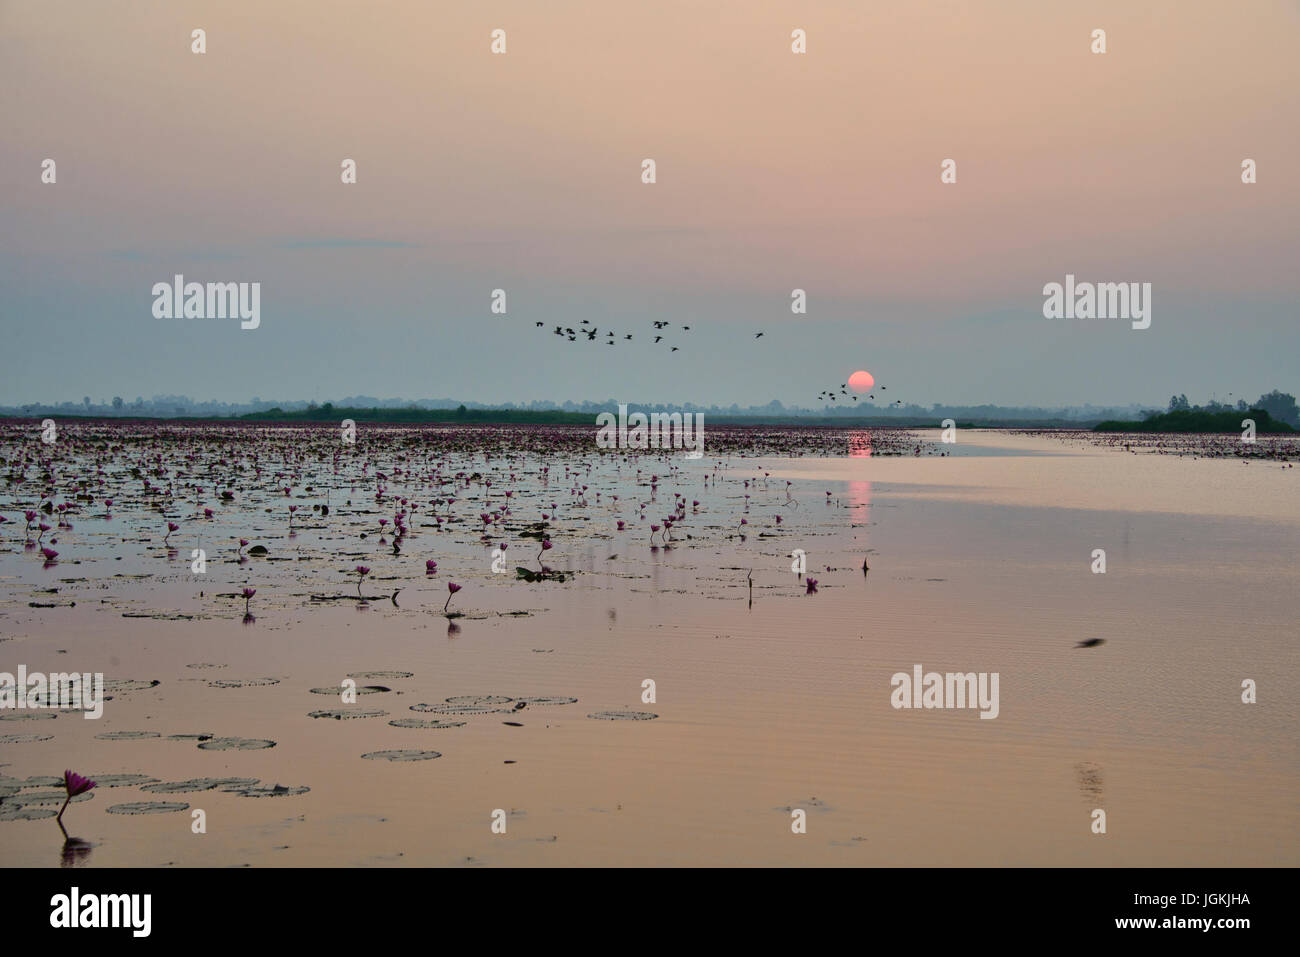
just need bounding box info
[528,315,908,409]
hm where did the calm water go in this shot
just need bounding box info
[1,426,1296,866]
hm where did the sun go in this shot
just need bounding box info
[847,370,875,393]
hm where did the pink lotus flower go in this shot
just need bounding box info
[426,559,438,573]
[805,578,818,594]
[58,770,96,825]
[41,547,58,562]
[241,587,256,612]
[355,565,370,597]
[164,521,179,545]
[444,581,461,613]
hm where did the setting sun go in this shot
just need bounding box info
[848,370,875,393]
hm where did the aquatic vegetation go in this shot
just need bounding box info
[57,770,96,826]
[361,750,441,762]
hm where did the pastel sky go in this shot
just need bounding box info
[2,0,1297,408]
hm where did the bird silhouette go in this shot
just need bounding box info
[654,336,663,343]
[755,332,764,339]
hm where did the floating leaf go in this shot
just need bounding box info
[106,801,190,815]
[347,671,413,680]
[208,678,279,688]
[82,773,160,788]
[360,750,441,762]
[587,711,658,721]
[388,718,466,729]
[224,784,310,798]
[197,737,276,751]
[143,777,259,794]
[0,804,58,821]
[309,685,389,696]
[513,696,578,706]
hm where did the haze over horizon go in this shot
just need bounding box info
[3,0,1298,407]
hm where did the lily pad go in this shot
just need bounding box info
[388,718,466,729]
[0,733,52,744]
[361,750,441,762]
[347,671,413,680]
[143,777,259,794]
[0,804,58,821]
[106,801,190,815]
[83,773,161,788]
[103,679,161,693]
[513,696,578,706]
[208,678,279,688]
[587,711,659,721]
[310,685,390,695]
[95,730,161,740]
[308,708,389,720]
[445,695,514,706]
[414,704,511,715]
[13,790,94,806]
[197,737,276,751]
[224,784,310,798]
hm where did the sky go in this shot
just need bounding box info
[2,0,1298,409]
